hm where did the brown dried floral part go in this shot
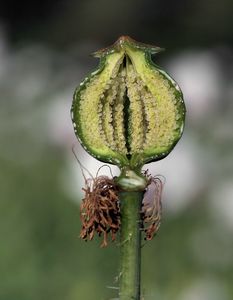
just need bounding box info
[80,175,120,247]
[141,172,164,241]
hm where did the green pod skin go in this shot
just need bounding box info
[71,36,186,172]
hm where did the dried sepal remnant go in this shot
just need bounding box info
[71,36,185,167]
[80,175,120,247]
[141,172,163,240]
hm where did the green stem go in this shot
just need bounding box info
[119,191,143,300]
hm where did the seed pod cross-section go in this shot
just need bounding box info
[71,36,185,169]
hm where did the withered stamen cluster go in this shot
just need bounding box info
[80,170,164,246]
[80,175,120,247]
[141,171,163,240]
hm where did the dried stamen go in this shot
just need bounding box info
[141,172,164,240]
[80,175,120,247]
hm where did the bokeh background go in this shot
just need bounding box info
[1,0,233,299]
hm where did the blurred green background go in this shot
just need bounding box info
[0,0,233,299]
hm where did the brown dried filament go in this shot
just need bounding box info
[80,175,120,247]
[141,172,164,240]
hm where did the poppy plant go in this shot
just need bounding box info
[71,36,185,300]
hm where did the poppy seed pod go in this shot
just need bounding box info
[71,36,185,171]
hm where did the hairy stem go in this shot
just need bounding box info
[119,191,143,300]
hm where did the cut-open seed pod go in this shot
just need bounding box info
[71,36,185,169]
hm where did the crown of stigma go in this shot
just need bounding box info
[71,36,185,169]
